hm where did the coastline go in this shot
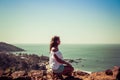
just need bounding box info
[14,44,120,72]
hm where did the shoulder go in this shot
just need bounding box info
[51,47,58,52]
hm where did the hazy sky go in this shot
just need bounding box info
[0,0,120,44]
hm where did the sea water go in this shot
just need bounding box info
[15,44,120,72]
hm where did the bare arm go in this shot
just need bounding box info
[54,54,71,66]
[51,47,71,66]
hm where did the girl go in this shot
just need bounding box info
[49,36,74,76]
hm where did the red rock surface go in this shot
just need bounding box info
[0,66,119,80]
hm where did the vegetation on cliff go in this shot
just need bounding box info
[0,42,24,52]
[0,52,49,71]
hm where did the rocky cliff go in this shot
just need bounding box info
[0,52,119,80]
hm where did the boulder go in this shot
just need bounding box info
[11,71,26,79]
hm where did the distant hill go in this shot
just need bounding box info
[0,42,25,52]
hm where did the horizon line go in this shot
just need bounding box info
[1,42,120,45]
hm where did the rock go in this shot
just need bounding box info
[65,59,78,63]
[11,71,26,79]
[73,71,90,76]
[13,76,31,80]
[0,76,12,80]
[28,70,45,77]
[0,69,4,76]
[31,64,40,70]
[64,76,82,80]
[3,68,13,76]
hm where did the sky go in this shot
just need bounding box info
[0,0,120,44]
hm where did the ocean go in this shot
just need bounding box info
[15,44,120,72]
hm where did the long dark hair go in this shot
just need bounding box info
[50,36,60,51]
